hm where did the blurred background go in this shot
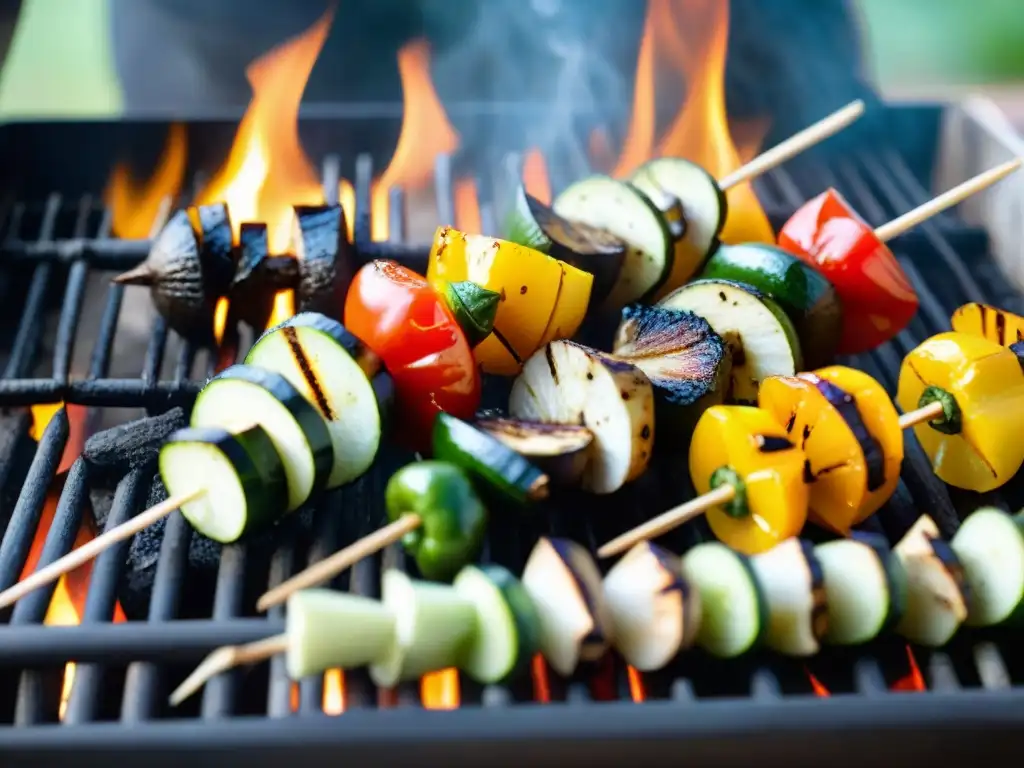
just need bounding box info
[0,0,1021,119]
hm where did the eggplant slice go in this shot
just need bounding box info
[293,204,355,318]
[194,202,236,299]
[113,209,216,341]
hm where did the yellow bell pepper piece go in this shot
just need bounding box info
[426,227,593,376]
[951,302,1024,348]
[897,331,1024,492]
[758,374,869,534]
[689,405,808,555]
[814,366,903,524]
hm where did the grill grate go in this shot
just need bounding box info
[1,107,1024,765]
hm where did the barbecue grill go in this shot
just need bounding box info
[0,97,1023,767]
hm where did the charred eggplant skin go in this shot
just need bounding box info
[294,204,355,319]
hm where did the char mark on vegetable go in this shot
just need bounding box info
[283,326,334,420]
[544,344,559,384]
[756,435,796,453]
[803,459,848,484]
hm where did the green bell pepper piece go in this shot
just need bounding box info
[385,461,488,581]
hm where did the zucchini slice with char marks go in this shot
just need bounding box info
[246,312,390,489]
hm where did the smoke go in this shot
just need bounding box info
[422,0,643,190]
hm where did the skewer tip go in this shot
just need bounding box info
[112,263,155,286]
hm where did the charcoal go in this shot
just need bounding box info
[82,407,186,484]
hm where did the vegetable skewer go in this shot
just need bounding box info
[550,101,867,307]
[172,504,1019,704]
[596,384,976,559]
[778,158,1021,354]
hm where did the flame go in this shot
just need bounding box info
[104,124,188,239]
[626,666,647,702]
[806,669,831,697]
[453,179,482,234]
[339,181,356,242]
[287,669,346,715]
[614,0,774,244]
[19,471,126,720]
[421,668,460,710]
[370,40,460,241]
[522,149,552,206]
[531,654,551,704]
[891,646,926,692]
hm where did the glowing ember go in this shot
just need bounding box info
[614,0,774,244]
[371,40,460,241]
[105,123,188,240]
[626,666,647,702]
[522,148,553,205]
[421,668,460,710]
[531,654,552,704]
[806,669,831,697]
[891,646,927,692]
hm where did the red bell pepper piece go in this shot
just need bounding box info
[344,260,481,451]
[778,189,918,355]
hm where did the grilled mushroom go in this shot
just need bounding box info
[225,223,279,334]
[113,209,216,341]
[292,204,355,318]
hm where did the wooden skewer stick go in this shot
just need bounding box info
[255,513,423,612]
[169,633,289,707]
[897,400,946,430]
[717,100,865,191]
[599,400,952,560]
[597,483,736,559]
[0,488,205,610]
[874,158,1023,243]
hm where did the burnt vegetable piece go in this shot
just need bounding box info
[293,204,355,317]
[504,185,626,305]
[194,203,236,299]
[384,461,488,582]
[474,417,593,488]
[432,413,549,507]
[612,304,731,438]
[113,209,216,341]
[521,537,612,676]
[226,223,277,333]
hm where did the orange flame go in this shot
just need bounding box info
[453,179,482,234]
[371,40,460,241]
[891,646,926,692]
[626,666,647,702]
[421,668,460,710]
[196,6,334,333]
[104,124,188,239]
[614,0,774,244]
[522,148,552,206]
[531,654,552,704]
[806,669,831,697]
